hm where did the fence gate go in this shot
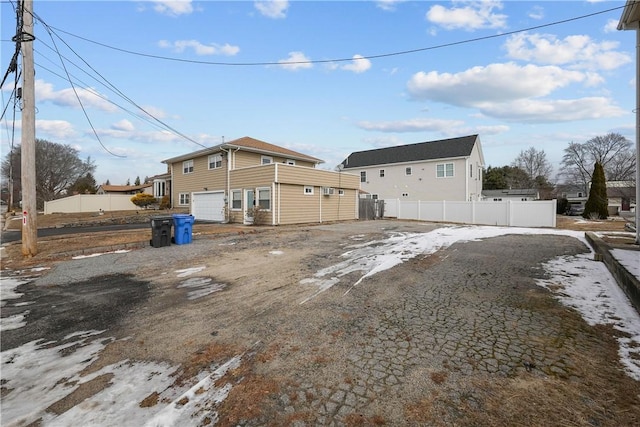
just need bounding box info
[359,199,384,220]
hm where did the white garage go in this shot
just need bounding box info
[191,191,225,222]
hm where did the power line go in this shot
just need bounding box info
[47,4,628,67]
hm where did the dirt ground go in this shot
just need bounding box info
[1,211,635,268]
[1,212,639,426]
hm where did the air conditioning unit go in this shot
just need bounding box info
[323,187,334,196]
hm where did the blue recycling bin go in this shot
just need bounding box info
[172,214,195,245]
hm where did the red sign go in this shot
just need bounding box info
[23,211,27,225]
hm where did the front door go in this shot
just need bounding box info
[244,189,255,224]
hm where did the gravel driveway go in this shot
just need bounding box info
[1,220,639,426]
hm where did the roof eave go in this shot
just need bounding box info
[618,0,640,30]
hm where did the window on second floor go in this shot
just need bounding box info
[285,159,296,165]
[360,171,367,183]
[436,162,454,178]
[304,186,314,195]
[183,160,194,174]
[379,169,385,178]
[261,156,273,165]
[405,167,412,176]
[208,154,222,169]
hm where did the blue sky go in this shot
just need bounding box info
[1,0,637,185]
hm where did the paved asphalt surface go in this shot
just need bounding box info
[0,223,148,243]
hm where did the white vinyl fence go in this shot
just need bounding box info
[383,199,557,228]
[44,194,139,214]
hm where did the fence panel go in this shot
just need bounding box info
[44,194,139,214]
[383,199,557,228]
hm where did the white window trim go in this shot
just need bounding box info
[338,189,345,196]
[304,186,314,195]
[285,159,296,165]
[261,156,273,165]
[360,171,367,183]
[405,167,412,176]
[231,189,242,211]
[208,154,222,170]
[183,159,194,174]
[379,169,385,178]
[179,192,190,206]
[257,186,271,211]
[436,162,454,178]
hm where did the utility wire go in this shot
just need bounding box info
[47,3,628,67]
[40,20,126,158]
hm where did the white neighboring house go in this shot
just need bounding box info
[339,135,485,201]
[482,188,539,201]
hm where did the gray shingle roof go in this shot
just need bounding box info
[340,135,479,169]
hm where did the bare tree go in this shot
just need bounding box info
[1,139,96,209]
[511,147,553,188]
[560,133,635,192]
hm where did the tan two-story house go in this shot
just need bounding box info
[339,135,485,202]
[162,136,360,225]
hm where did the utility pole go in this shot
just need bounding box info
[20,0,37,256]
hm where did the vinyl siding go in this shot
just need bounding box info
[359,158,469,201]
[170,157,228,207]
[232,151,317,169]
[277,165,360,189]
[277,184,358,225]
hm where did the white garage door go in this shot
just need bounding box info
[191,191,225,222]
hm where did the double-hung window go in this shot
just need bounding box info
[231,190,242,210]
[208,154,222,170]
[436,163,454,178]
[257,188,271,210]
[360,171,367,183]
[179,192,190,205]
[183,160,194,174]
[405,167,412,176]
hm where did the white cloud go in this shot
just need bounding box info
[277,51,313,71]
[426,0,507,31]
[35,80,117,113]
[158,39,239,56]
[151,0,193,16]
[339,55,372,74]
[407,63,586,106]
[356,117,465,133]
[504,33,631,71]
[528,5,544,20]
[376,0,405,11]
[479,97,627,123]
[604,19,619,33]
[111,119,135,132]
[475,124,509,135]
[254,0,289,19]
[36,120,76,139]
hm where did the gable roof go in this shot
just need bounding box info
[162,136,323,165]
[340,135,479,169]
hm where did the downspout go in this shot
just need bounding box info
[221,147,230,223]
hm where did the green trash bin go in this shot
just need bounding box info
[150,216,173,248]
[172,214,195,245]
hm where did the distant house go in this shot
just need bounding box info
[607,181,636,215]
[96,184,153,195]
[556,184,588,205]
[482,188,539,201]
[339,135,485,202]
[162,136,360,225]
[147,172,171,201]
